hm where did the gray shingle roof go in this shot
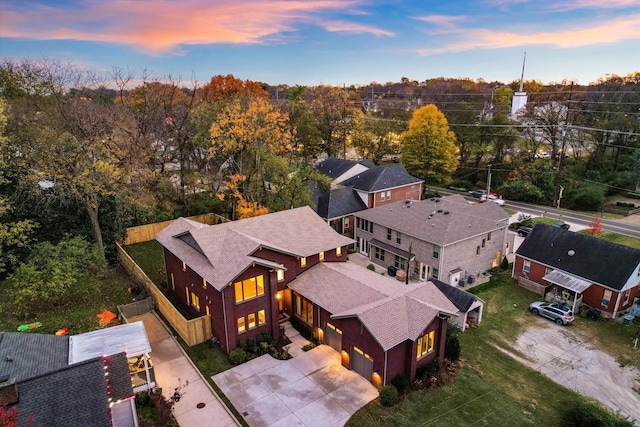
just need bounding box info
[355,195,509,245]
[8,354,130,427]
[340,163,423,192]
[315,158,362,180]
[310,184,368,220]
[156,206,355,291]
[0,332,69,381]
[516,224,640,291]
[431,279,483,312]
[288,261,459,350]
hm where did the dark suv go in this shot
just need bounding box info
[469,189,486,198]
[552,221,570,230]
[517,226,533,237]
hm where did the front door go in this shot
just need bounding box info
[359,238,369,255]
[325,322,342,353]
[350,346,373,383]
[418,263,428,281]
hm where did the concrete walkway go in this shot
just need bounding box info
[212,322,378,427]
[129,312,240,427]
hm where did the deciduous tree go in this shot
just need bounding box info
[400,104,458,186]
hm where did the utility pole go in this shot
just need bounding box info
[553,82,574,207]
[486,164,493,196]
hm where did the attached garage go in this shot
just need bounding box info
[350,345,373,382]
[324,322,342,353]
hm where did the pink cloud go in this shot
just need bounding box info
[0,0,382,54]
[320,20,394,36]
[410,13,640,54]
[486,0,639,11]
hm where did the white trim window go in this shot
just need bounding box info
[523,260,531,273]
[602,289,612,308]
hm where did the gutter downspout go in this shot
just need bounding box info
[222,290,229,351]
[383,351,388,386]
[613,289,623,318]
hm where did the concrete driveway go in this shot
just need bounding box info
[213,343,378,427]
[129,312,240,427]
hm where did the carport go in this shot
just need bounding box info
[542,270,592,314]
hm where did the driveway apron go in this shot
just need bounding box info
[129,312,240,427]
[213,324,378,427]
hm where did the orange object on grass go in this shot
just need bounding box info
[97,309,117,326]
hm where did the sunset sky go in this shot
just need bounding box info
[0,0,638,86]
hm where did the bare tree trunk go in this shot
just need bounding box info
[82,194,105,259]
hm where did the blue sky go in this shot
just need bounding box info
[0,0,638,87]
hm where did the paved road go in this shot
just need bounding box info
[434,187,640,238]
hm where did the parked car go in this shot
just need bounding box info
[552,221,570,230]
[480,194,505,206]
[517,226,533,237]
[529,301,575,325]
[469,189,487,198]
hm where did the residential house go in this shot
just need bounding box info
[354,195,510,285]
[513,224,640,318]
[155,206,469,385]
[0,321,153,427]
[311,158,423,237]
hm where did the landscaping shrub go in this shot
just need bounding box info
[416,359,440,381]
[229,348,247,365]
[367,264,376,271]
[561,401,633,427]
[445,332,461,362]
[302,343,316,352]
[391,374,410,395]
[290,316,319,344]
[379,385,399,407]
[500,256,509,270]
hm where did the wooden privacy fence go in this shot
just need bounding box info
[123,213,229,245]
[116,242,212,346]
[517,276,547,296]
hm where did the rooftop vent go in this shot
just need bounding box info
[437,210,443,213]
[444,211,450,215]
[435,199,440,203]
[568,250,575,256]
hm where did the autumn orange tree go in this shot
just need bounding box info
[209,96,293,205]
[217,174,268,219]
[586,216,603,236]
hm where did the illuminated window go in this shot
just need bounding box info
[185,288,189,303]
[191,292,200,310]
[237,317,245,333]
[416,330,435,359]
[336,247,342,256]
[202,278,207,289]
[182,262,186,272]
[301,257,307,267]
[205,306,210,316]
[277,268,285,282]
[319,252,324,261]
[170,273,175,290]
[248,313,256,329]
[294,293,313,324]
[258,309,266,325]
[234,275,265,303]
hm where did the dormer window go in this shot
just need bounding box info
[301,257,307,267]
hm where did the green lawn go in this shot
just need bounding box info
[125,240,167,285]
[347,271,634,426]
[0,266,132,335]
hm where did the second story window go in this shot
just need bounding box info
[277,268,285,282]
[234,275,265,303]
[319,252,324,261]
[336,247,342,256]
[396,231,402,244]
[301,257,307,267]
[433,245,440,259]
[387,228,392,241]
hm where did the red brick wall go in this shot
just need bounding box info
[373,184,422,208]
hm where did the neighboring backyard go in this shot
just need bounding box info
[127,239,639,426]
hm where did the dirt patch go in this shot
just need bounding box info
[498,323,640,423]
